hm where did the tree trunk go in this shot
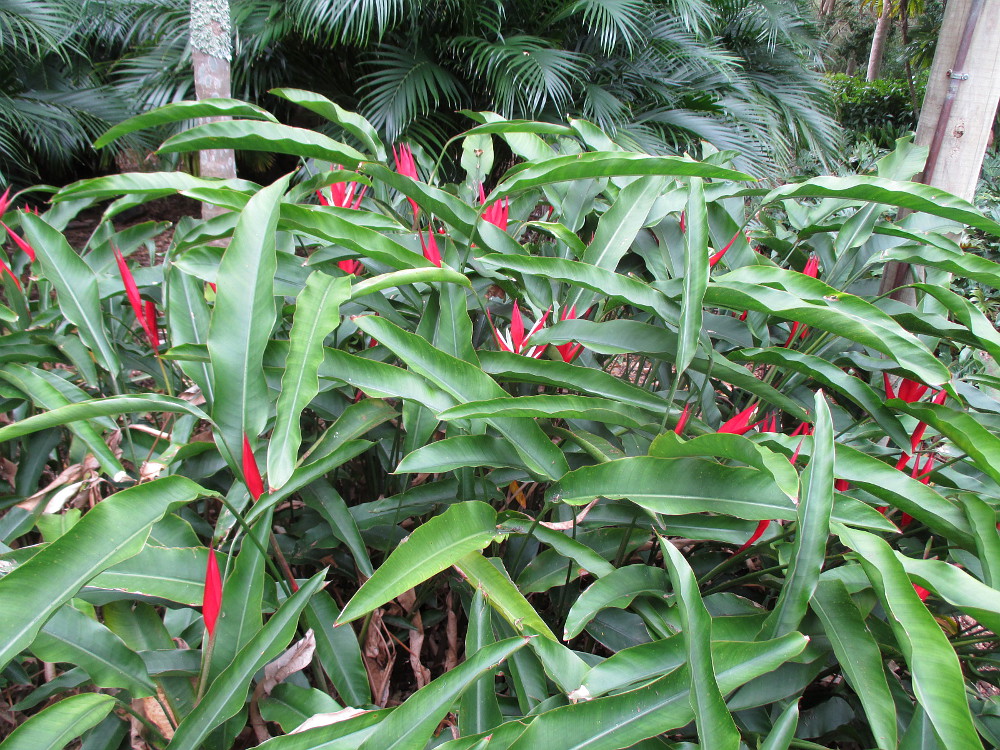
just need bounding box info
[879,0,1000,301]
[190,0,236,221]
[866,1,893,82]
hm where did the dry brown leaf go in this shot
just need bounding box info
[16,454,99,512]
[261,630,316,696]
[362,609,395,707]
[131,688,175,748]
[408,611,431,689]
[444,590,459,673]
[139,461,166,483]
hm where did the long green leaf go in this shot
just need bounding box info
[94,99,277,148]
[20,214,119,375]
[304,590,371,707]
[397,435,530,475]
[506,633,806,750]
[0,394,211,444]
[88,544,212,604]
[762,175,1000,235]
[357,638,528,750]
[491,153,753,198]
[813,579,897,750]
[0,693,115,750]
[678,176,709,375]
[168,572,326,750]
[270,88,385,159]
[268,272,351,489]
[459,590,503,736]
[564,566,669,640]
[659,535,740,750]
[705,268,949,386]
[454,552,556,640]
[338,502,499,624]
[763,391,834,638]
[0,364,124,479]
[159,121,366,169]
[838,526,982,748]
[166,265,215,404]
[55,172,260,202]
[208,174,289,457]
[354,316,569,480]
[32,605,155,696]
[438,395,657,429]
[0,476,208,670]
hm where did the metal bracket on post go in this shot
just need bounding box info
[947,69,970,80]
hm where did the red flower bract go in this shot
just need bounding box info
[113,245,158,350]
[203,544,222,638]
[419,228,442,267]
[242,433,265,501]
[393,144,421,219]
[2,222,35,262]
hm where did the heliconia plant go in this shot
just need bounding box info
[1,97,1000,750]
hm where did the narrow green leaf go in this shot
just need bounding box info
[564,566,669,640]
[94,99,277,148]
[649,432,798,501]
[20,214,119,375]
[813,580,896,750]
[354,316,569,480]
[454,552,556,640]
[360,164,478,238]
[88,544,212,604]
[0,394,211,444]
[304,590,371,707]
[349,267,472,298]
[459,590,503,736]
[55,172,259,202]
[438,395,657,429]
[961,494,1000,587]
[760,701,800,750]
[168,572,326,750]
[166,265,215,404]
[280,204,429,270]
[838,527,982,748]
[0,364,124,479]
[397,435,530,475]
[506,633,806,750]
[338,502,499,624]
[678,177,709,375]
[0,693,114,750]
[733,347,910,450]
[159,121,366,169]
[762,175,1000,235]
[357,638,528,750]
[763,391,834,638]
[32,605,155,696]
[0,476,208,670]
[491,153,752,198]
[208,174,289,456]
[705,268,949,386]
[268,273,351,489]
[659,536,740,750]
[269,88,385,159]
[301,480,374,578]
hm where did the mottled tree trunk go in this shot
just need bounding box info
[880,0,1000,302]
[866,1,892,81]
[191,0,236,220]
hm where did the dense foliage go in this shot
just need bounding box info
[1,0,842,187]
[3,96,1000,749]
[828,72,922,148]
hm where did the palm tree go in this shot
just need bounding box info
[0,0,136,187]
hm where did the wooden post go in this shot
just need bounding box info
[190,0,236,220]
[879,0,1000,299]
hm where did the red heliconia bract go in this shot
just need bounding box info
[673,403,691,435]
[834,479,851,492]
[0,256,20,289]
[242,433,265,501]
[490,303,551,358]
[419,228,442,267]
[113,245,158,350]
[803,254,820,278]
[679,211,686,233]
[393,144,421,219]
[913,584,930,602]
[478,183,510,231]
[0,187,10,216]
[2,222,35,262]
[736,520,770,554]
[708,229,742,268]
[554,305,584,363]
[338,259,363,275]
[143,299,159,352]
[717,403,758,435]
[317,166,367,210]
[203,544,222,638]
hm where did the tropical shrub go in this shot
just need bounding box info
[2,95,1000,749]
[828,72,922,148]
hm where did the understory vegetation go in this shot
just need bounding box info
[1,92,1000,749]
